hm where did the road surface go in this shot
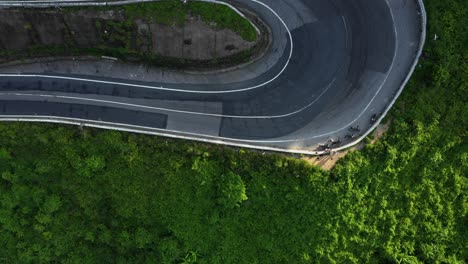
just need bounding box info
[0,0,426,154]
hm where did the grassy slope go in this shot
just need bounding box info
[121,1,257,41]
[0,1,257,68]
[0,0,466,263]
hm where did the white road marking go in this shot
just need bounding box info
[0,0,294,94]
[0,0,426,153]
[0,0,398,144]
[0,77,335,119]
[0,115,328,155]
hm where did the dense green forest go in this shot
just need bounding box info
[0,0,466,263]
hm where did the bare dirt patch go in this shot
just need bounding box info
[147,16,255,60]
[303,118,394,170]
[0,6,269,70]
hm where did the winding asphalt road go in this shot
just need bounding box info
[0,0,426,154]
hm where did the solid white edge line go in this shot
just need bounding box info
[0,0,294,94]
[198,0,261,35]
[0,0,336,120]
[331,0,427,153]
[0,74,335,119]
[0,0,427,153]
[0,115,327,155]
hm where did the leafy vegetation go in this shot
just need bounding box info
[120,0,257,41]
[0,0,259,68]
[0,0,466,263]
[67,0,257,41]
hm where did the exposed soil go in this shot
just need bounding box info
[0,7,269,70]
[303,118,394,170]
